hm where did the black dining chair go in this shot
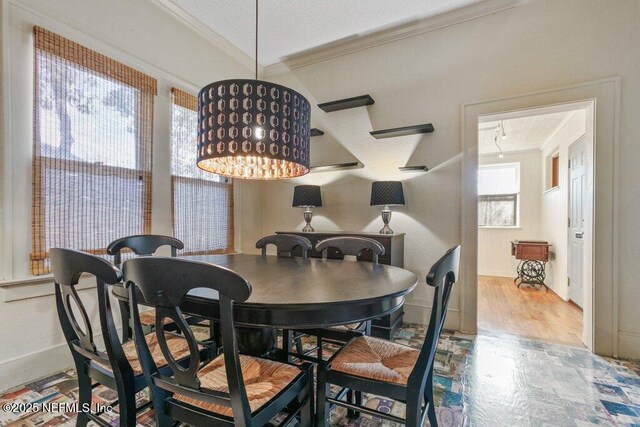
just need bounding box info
[291,236,386,363]
[124,257,314,427]
[107,234,185,341]
[316,245,461,427]
[50,248,196,427]
[256,234,313,356]
[255,234,313,258]
[317,236,385,264]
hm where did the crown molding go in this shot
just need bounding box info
[265,0,533,75]
[148,0,261,74]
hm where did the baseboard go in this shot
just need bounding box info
[0,326,122,392]
[617,331,640,359]
[403,301,460,331]
[0,343,73,392]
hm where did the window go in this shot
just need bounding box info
[478,163,520,227]
[171,88,234,255]
[31,26,156,275]
[544,151,560,191]
[551,153,559,188]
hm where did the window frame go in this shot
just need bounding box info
[477,162,521,228]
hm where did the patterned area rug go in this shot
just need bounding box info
[0,324,471,427]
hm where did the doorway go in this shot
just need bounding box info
[476,102,594,348]
[460,78,620,356]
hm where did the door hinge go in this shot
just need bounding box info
[568,277,571,287]
[568,217,571,227]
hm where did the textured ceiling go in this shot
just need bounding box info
[479,111,574,155]
[166,0,483,65]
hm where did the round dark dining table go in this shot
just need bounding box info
[117,253,417,354]
[181,253,416,327]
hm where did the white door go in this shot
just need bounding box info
[568,136,586,308]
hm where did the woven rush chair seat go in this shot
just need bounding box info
[94,332,193,376]
[138,309,173,327]
[175,354,301,417]
[330,336,419,386]
[328,322,363,331]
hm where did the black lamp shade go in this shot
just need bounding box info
[370,181,405,206]
[197,79,311,180]
[293,185,322,208]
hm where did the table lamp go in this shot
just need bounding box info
[293,185,322,232]
[370,181,405,234]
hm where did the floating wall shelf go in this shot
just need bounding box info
[310,161,364,173]
[310,128,325,137]
[399,166,429,172]
[318,95,375,113]
[370,123,434,139]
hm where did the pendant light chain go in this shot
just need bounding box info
[255,0,258,79]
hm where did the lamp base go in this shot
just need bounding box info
[302,208,314,232]
[379,224,394,234]
[379,207,394,234]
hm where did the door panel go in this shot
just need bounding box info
[568,137,586,308]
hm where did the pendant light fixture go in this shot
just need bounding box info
[494,122,505,159]
[196,0,311,179]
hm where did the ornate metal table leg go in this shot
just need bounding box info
[515,260,523,287]
[519,260,548,291]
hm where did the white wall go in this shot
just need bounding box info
[250,0,640,357]
[478,151,542,277]
[541,110,587,299]
[0,0,254,390]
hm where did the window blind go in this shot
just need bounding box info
[171,88,234,255]
[32,26,156,275]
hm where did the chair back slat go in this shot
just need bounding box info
[123,256,253,425]
[255,234,312,258]
[107,234,184,266]
[315,236,385,264]
[408,245,460,394]
[50,248,128,372]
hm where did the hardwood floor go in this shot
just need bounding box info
[478,275,584,347]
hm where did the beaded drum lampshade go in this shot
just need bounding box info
[370,181,405,234]
[293,185,322,231]
[196,79,311,180]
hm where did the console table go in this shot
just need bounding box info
[276,231,405,339]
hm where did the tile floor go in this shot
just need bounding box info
[1,324,639,426]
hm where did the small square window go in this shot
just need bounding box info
[551,154,559,188]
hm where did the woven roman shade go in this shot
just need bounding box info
[31,27,156,275]
[171,88,234,255]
